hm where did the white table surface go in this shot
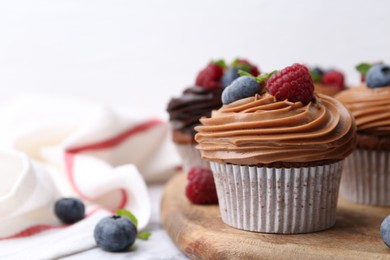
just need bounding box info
[62,185,188,260]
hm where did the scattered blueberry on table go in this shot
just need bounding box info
[94,209,152,252]
[54,198,85,224]
[94,215,137,252]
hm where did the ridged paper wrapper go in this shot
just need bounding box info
[210,161,343,234]
[175,144,210,174]
[340,149,390,206]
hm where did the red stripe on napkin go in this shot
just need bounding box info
[65,119,162,209]
[0,119,162,240]
[0,208,102,240]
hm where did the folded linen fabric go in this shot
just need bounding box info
[0,95,180,259]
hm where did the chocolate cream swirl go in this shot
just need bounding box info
[167,86,223,137]
[336,85,390,136]
[195,93,356,165]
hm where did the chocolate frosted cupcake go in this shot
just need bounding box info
[167,59,259,173]
[196,64,356,233]
[336,63,390,206]
[167,86,223,172]
[310,66,346,97]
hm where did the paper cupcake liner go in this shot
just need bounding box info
[340,149,390,206]
[175,144,210,174]
[210,161,343,234]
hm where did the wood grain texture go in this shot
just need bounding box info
[161,174,390,260]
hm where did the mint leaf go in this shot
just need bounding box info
[213,59,226,69]
[310,70,322,83]
[238,70,277,86]
[237,63,252,71]
[355,63,372,76]
[231,58,240,67]
[232,58,252,72]
[238,70,254,78]
[256,70,278,85]
[137,231,152,240]
[116,209,138,228]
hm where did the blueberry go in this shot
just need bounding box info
[366,64,390,88]
[381,215,390,248]
[94,215,137,252]
[222,67,240,88]
[222,76,260,104]
[312,67,324,76]
[54,198,85,224]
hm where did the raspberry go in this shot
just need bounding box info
[195,62,224,89]
[267,63,314,105]
[185,167,218,204]
[321,70,345,89]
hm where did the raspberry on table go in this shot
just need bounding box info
[185,167,218,204]
[267,63,314,105]
[195,62,224,89]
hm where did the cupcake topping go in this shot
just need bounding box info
[195,60,226,89]
[222,58,260,88]
[167,60,226,139]
[221,71,274,105]
[310,66,345,90]
[195,63,356,165]
[366,64,390,88]
[222,76,260,105]
[335,85,390,136]
[167,86,223,137]
[195,93,355,165]
[268,64,314,105]
[355,61,382,82]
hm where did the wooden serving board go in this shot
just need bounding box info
[161,174,390,259]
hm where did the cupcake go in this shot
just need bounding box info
[195,64,356,234]
[336,63,390,206]
[310,66,346,96]
[167,59,259,173]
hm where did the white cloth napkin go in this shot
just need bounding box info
[0,95,180,259]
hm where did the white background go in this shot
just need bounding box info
[0,0,389,118]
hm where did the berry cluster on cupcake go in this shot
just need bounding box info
[336,63,390,206]
[195,63,356,234]
[355,61,383,83]
[309,66,346,96]
[166,58,259,174]
[222,58,260,88]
